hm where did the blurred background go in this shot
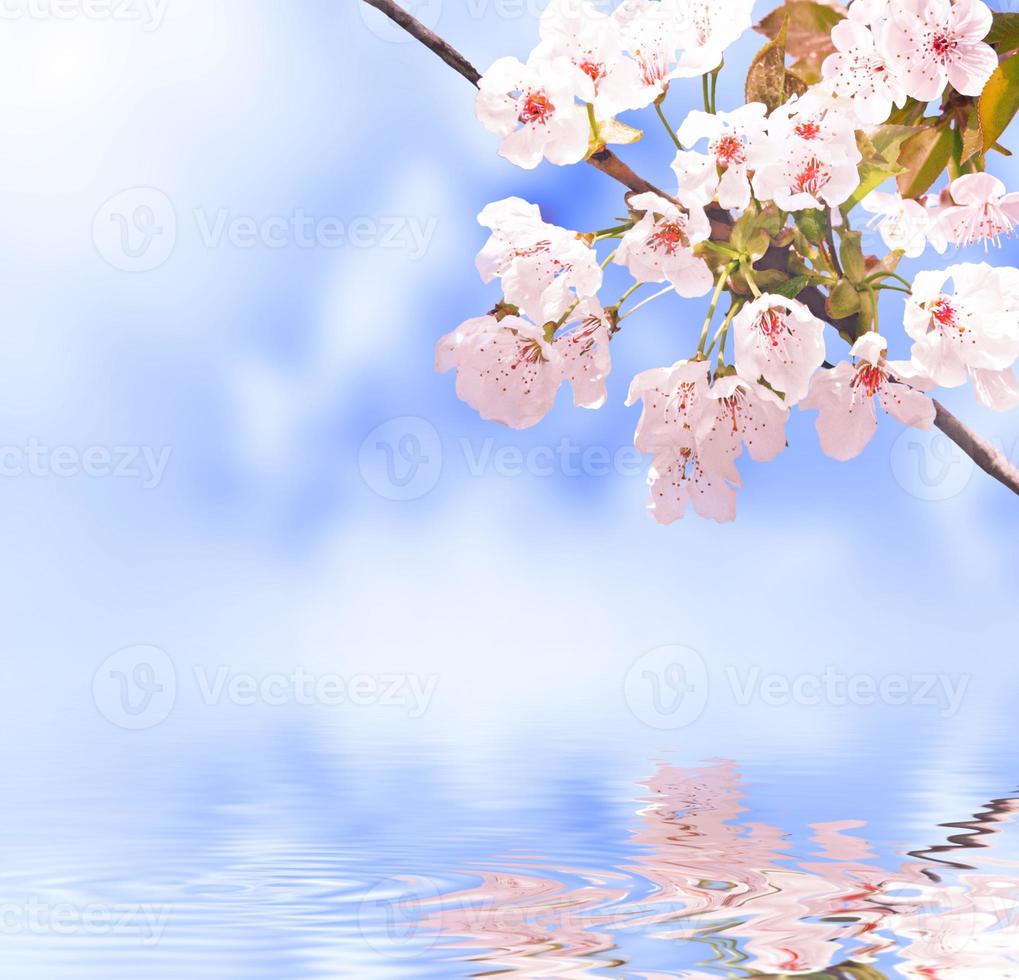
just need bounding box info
[0,0,1017,975]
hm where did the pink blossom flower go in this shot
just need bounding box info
[475,197,603,324]
[848,0,890,24]
[613,0,686,107]
[884,0,997,101]
[475,55,590,170]
[750,93,862,211]
[672,103,769,210]
[936,173,1019,249]
[800,332,936,461]
[646,447,739,523]
[862,190,939,257]
[626,358,710,453]
[436,302,614,428]
[627,360,741,522]
[732,294,827,405]
[969,366,1019,411]
[627,366,784,523]
[822,19,907,125]
[534,0,646,117]
[436,314,562,428]
[904,262,1019,389]
[613,191,713,296]
[669,0,756,79]
[612,0,753,104]
[553,298,615,411]
[695,375,790,483]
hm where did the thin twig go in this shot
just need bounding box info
[362,0,1019,498]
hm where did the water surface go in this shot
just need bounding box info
[3,728,1017,978]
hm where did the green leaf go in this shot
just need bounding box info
[987,12,1019,54]
[866,124,919,162]
[842,127,911,213]
[896,125,954,198]
[827,279,861,319]
[978,54,1019,153]
[843,161,903,214]
[746,21,790,113]
[772,274,812,299]
[793,208,827,242]
[754,268,792,292]
[947,123,966,179]
[728,210,758,252]
[757,203,786,237]
[960,107,984,164]
[838,230,866,283]
[745,228,772,262]
[856,286,877,334]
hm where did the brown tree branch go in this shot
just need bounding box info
[933,400,1019,497]
[361,0,1019,498]
[362,0,480,84]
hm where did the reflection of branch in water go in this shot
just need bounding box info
[907,794,1019,880]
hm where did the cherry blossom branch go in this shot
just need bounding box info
[362,0,1019,499]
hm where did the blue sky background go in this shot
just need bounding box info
[0,2,1018,975]
[0,0,1014,740]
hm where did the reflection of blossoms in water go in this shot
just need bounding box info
[410,761,1019,977]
